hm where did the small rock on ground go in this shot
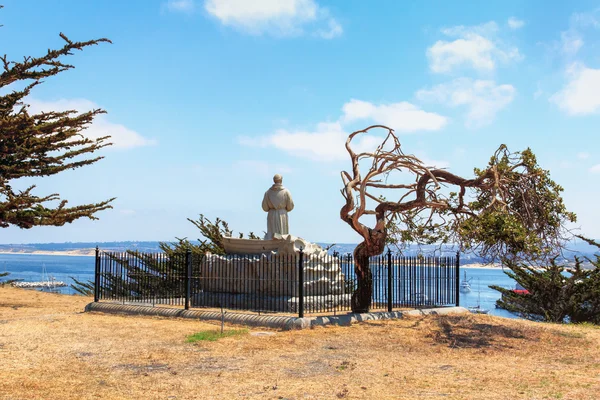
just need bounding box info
[250,331,276,337]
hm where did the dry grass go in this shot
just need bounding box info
[1,287,600,400]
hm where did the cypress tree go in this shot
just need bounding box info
[492,237,600,324]
[1,10,114,228]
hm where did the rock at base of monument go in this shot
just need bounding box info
[222,234,326,256]
[192,292,352,313]
[197,259,347,297]
[208,234,348,297]
[287,294,352,313]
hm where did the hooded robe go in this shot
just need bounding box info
[262,183,294,239]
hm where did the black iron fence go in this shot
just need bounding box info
[94,248,460,316]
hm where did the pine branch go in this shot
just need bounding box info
[0,24,115,228]
[0,271,20,286]
[69,276,94,296]
[0,33,111,88]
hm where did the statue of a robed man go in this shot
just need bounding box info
[262,174,294,239]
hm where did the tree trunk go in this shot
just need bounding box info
[351,248,372,313]
[351,238,386,313]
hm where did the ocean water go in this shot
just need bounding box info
[459,267,517,319]
[0,253,95,295]
[0,253,519,318]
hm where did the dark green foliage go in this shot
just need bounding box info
[351,138,575,265]
[159,214,261,257]
[341,126,577,312]
[380,146,575,263]
[69,276,94,296]
[97,250,189,300]
[93,214,258,299]
[161,214,233,256]
[492,236,600,324]
[457,148,576,262]
[1,15,114,228]
[0,271,19,285]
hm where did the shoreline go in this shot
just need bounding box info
[0,250,95,257]
[0,250,506,268]
[461,263,503,269]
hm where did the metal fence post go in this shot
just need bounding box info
[94,246,100,302]
[298,248,304,318]
[387,249,393,312]
[455,251,460,307]
[185,249,192,310]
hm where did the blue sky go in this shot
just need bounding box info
[1,0,599,244]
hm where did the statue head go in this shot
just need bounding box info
[273,174,283,184]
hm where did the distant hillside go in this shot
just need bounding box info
[0,241,164,253]
[0,239,597,264]
[561,239,600,256]
[320,243,483,262]
[320,240,599,265]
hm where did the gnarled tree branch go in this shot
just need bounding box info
[340,125,575,312]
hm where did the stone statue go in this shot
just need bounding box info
[262,174,294,239]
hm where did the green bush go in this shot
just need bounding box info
[491,236,600,324]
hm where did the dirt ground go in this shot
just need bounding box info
[1,286,599,400]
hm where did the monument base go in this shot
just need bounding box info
[206,234,347,297]
[192,292,352,313]
[222,234,326,256]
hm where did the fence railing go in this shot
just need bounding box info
[95,249,189,307]
[94,247,460,316]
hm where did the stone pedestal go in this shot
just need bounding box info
[196,234,347,297]
[222,233,323,256]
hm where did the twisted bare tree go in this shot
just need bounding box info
[340,125,576,312]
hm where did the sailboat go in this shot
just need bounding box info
[468,277,489,314]
[459,271,472,293]
[12,263,67,290]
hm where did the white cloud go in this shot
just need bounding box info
[239,122,350,161]
[427,21,521,74]
[416,78,515,128]
[440,21,499,38]
[428,36,495,73]
[341,99,448,132]
[571,10,600,29]
[164,0,195,13]
[239,100,448,161]
[25,98,156,149]
[417,155,450,169]
[204,0,342,38]
[578,152,590,160]
[550,63,600,115]
[507,17,525,30]
[590,164,600,173]
[560,31,584,56]
[316,18,343,39]
[555,10,600,57]
[550,10,600,112]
